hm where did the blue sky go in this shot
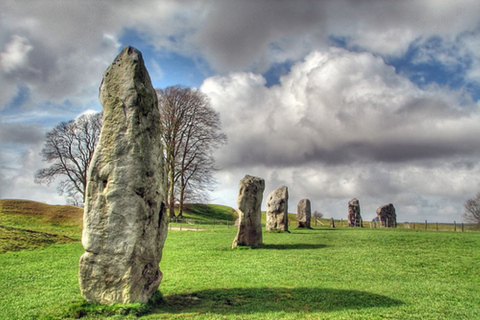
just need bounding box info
[1,0,480,222]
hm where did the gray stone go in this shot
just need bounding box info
[376,203,397,227]
[232,175,265,248]
[266,186,289,232]
[348,198,362,227]
[330,217,335,228]
[297,199,311,228]
[79,46,167,304]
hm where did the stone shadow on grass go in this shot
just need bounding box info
[153,287,402,316]
[259,243,327,250]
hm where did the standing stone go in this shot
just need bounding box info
[348,198,362,227]
[232,175,265,248]
[330,217,335,228]
[297,199,311,228]
[266,186,289,232]
[376,203,397,227]
[79,46,167,304]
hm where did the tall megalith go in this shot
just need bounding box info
[348,198,362,227]
[79,46,167,304]
[232,175,265,248]
[297,199,311,228]
[266,186,289,232]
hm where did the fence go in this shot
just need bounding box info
[333,218,478,232]
[168,217,234,230]
[168,217,479,232]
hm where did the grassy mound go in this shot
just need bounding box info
[180,203,238,221]
[0,199,83,250]
[0,199,83,228]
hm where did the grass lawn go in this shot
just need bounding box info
[1,225,479,319]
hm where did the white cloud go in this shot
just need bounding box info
[201,48,480,222]
[461,31,480,84]
[0,35,33,74]
[0,142,64,204]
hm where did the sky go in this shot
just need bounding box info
[1,0,480,223]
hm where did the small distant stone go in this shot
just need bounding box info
[330,217,335,228]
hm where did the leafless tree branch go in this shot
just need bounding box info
[35,112,102,205]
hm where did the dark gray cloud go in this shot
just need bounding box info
[0,1,123,109]
[194,1,327,72]
[0,122,44,144]
[191,0,480,72]
[2,0,479,110]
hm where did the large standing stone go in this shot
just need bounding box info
[266,186,289,232]
[376,203,397,227]
[232,175,265,248]
[348,198,362,227]
[79,46,167,304]
[297,199,311,228]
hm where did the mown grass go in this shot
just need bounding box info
[1,200,479,319]
[1,224,479,319]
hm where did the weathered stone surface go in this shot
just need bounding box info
[348,198,362,227]
[330,217,335,228]
[297,199,311,228]
[232,175,265,248]
[79,46,167,304]
[376,203,397,227]
[266,186,289,232]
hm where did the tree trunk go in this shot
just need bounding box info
[178,179,185,219]
[168,167,176,218]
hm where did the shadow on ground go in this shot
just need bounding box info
[153,287,402,316]
[259,243,327,250]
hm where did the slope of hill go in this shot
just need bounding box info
[0,199,83,227]
[0,199,84,253]
[182,203,238,221]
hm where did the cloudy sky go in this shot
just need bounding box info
[2,0,480,222]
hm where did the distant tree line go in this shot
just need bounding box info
[35,85,226,216]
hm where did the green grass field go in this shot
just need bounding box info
[1,200,479,319]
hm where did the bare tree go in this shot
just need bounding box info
[464,193,480,224]
[35,112,102,206]
[180,155,217,204]
[312,210,324,219]
[157,85,227,218]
